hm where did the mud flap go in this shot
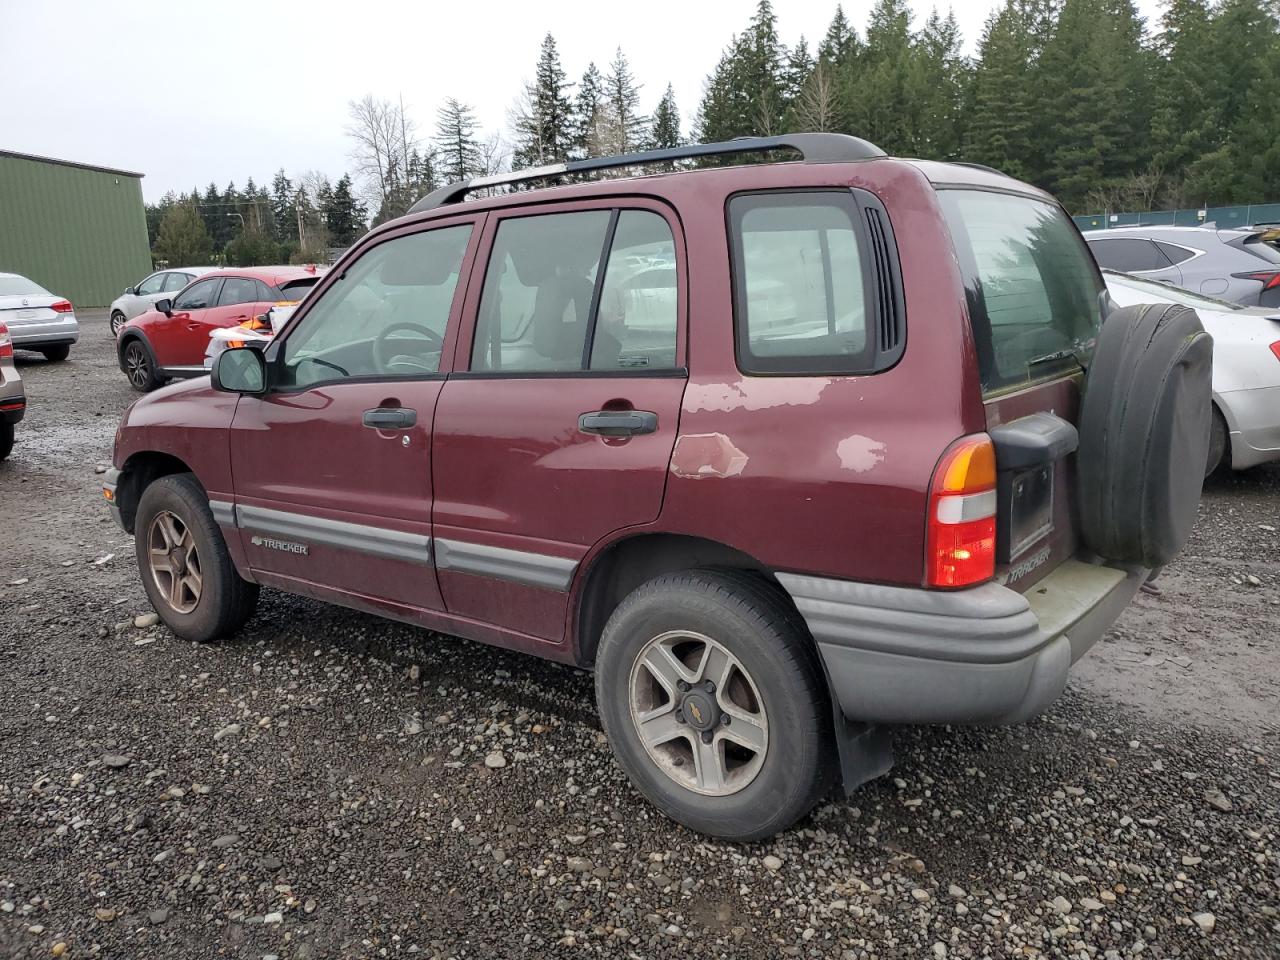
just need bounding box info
[831,710,894,796]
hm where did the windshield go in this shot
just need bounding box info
[940,190,1104,395]
[1103,270,1244,311]
[0,276,50,297]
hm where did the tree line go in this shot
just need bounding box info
[147,0,1280,268]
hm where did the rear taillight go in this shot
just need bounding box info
[50,299,73,313]
[1233,271,1280,291]
[927,434,997,588]
[1271,341,1280,362]
[0,323,11,359]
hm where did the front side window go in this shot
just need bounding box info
[281,224,472,387]
[173,278,220,310]
[136,273,165,296]
[940,189,1104,394]
[218,277,260,307]
[729,192,871,374]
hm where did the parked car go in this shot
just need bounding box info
[104,134,1212,840]
[0,272,79,361]
[0,322,26,460]
[1083,225,1280,307]
[203,303,299,369]
[1104,269,1280,474]
[109,266,219,336]
[116,266,324,391]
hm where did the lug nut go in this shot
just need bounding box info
[700,730,713,744]
[703,680,715,692]
[720,714,731,726]
[677,680,689,692]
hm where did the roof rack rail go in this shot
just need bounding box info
[408,133,885,214]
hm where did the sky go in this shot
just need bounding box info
[1,0,1166,203]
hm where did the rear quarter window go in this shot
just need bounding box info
[941,190,1104,395]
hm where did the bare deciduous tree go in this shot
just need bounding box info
[346,95,418,214]
[794,63,837,132]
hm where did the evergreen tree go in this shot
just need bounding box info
[604,47,648,152]
[435,98,482,183]
[965,0,1045,182]
[917,8,969,159]
[513,33,576,168]
[837,0,926,153]
[153,203,213,266]
[571,62,608,158]
[783,37,814,115]
[270,170,295,244]
[323,173,367,245]
[696,1,788,142]
[650,84,682,149]
[818,4,861,65]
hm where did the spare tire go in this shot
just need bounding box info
[1077,302,1213,568]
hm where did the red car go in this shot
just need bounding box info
[104,134,1211,839]
[116,266,322,391]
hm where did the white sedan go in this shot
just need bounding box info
[0,272,79,361]
[1105,270,1280,474]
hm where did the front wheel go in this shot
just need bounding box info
[122,339,164,392]
[595,570,833,840]
[110,311,127,336]
[134,473,258,642]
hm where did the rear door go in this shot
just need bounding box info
[940,190,1106,590]
[431,200,687,643]
[228,215,481,614]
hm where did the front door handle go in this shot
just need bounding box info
[578,409,658,437]
[362,407,417,430]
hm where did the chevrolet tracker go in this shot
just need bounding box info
[106,134,1212,840]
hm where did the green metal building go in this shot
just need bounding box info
[0,150,152,307]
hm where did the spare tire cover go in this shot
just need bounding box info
[1077,302,1213,568]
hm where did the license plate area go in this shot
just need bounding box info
[999,463,1054,562]
[15,309,36,320]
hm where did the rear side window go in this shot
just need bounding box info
[471,209,680,374]
[163,272,192,292]
[940,190,1104,395]
[1086,237,1171,273]
[729,192,873,374]
[280,277,320,300]
[1154,241,1196,266]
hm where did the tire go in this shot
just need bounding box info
[40,344,70,362]
[134,473,258,642]
[121,337,165,392]
[1077,302,1213,568]
[1205,406,1228,477]
[595,569,833,841]
[110,311,127,337]
[0,423,13,461]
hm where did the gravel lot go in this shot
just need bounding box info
[2,313,1277,959]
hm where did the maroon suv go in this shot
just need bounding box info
[106,134,1212,840]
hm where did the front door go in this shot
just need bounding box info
[227,216,482,615]
[151,276,221,368]
[432,201,688,643]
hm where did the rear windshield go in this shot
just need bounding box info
[940,190,1104,395]
[280,277,320,300]
[0,276,49,297]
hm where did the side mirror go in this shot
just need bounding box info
[155,298,173,316]
[124,286,135,296]
[211,347,267,395]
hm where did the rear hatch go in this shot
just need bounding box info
[938,189,1107,591]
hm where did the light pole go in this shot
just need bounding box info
[227,212,245,231]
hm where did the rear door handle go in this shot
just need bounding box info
[578,410,658,437]
[362,407,417,430]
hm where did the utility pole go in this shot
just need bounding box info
[295,191,306,250]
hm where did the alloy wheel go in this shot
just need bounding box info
[125,343,150,389]
[147,510,202,614]
[110,312,126,336]
[628,629,769,796]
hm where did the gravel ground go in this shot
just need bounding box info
[1,314,1277,959]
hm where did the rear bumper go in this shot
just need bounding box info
[0,394,26,424]
[1221,384,1280,470]
[10,317,80,347]
[779,559,1148,726]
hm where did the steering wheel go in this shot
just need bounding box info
[372,322,444,373]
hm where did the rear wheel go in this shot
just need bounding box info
[0,423,13,461]
[40,344,70,362]
[122,338,164,392]
[1205,406,1228,477]
[595,570,833,840]
[134,473,258,642]
[110,311,127,336]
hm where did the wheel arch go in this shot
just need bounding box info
[115,451,200,533]
[572,532,787,669]
[116,328,154,373]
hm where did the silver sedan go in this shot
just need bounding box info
[0,272,79,361]
[109,266,217,336]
